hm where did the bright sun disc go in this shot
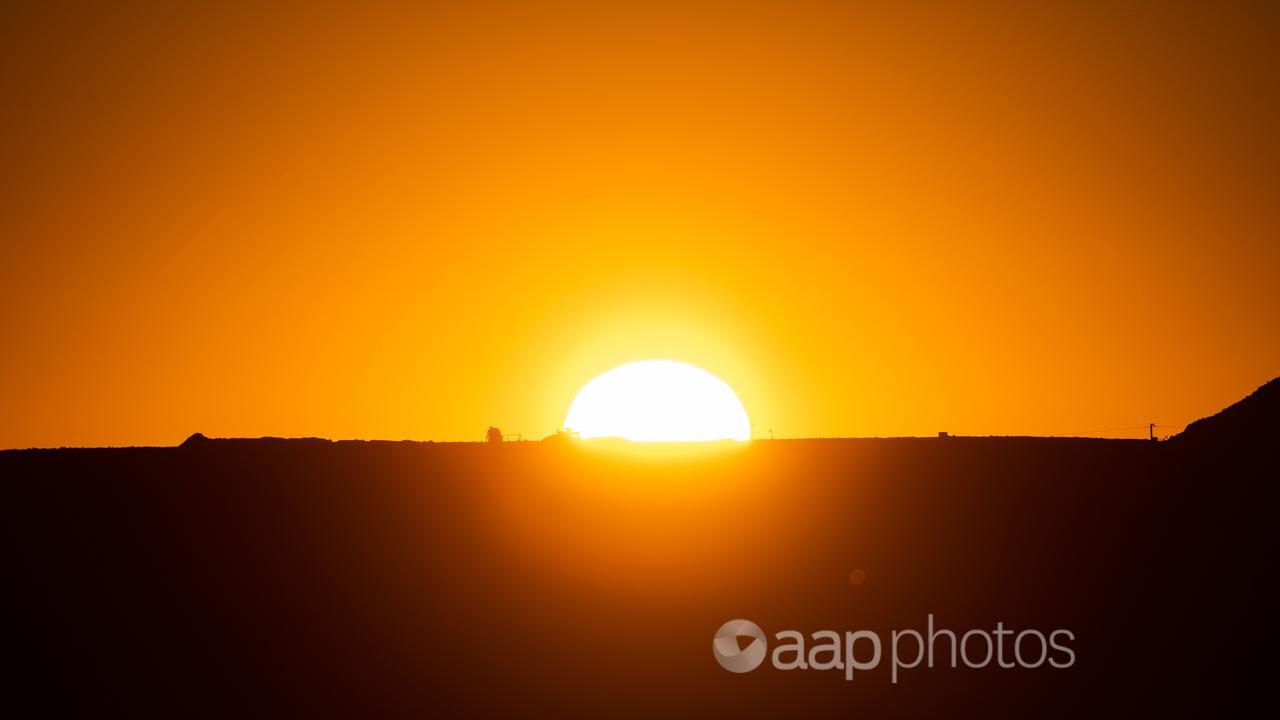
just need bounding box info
[565,360,751,442]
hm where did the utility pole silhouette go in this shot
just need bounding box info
[1149,423,1156,441]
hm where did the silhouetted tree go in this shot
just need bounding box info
[485,426,503,444]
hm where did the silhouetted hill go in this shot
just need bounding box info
[1172,376,1279,451]
[3,384,1276,716]
[179,432,210,446]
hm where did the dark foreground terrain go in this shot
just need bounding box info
[3,380,1276,716]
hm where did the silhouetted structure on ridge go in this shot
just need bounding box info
[541,428,580,443]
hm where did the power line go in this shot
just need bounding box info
[1058,423,1186,438]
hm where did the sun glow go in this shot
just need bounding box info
[564,360,751,442]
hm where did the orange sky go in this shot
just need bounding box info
[2,1,1278,448]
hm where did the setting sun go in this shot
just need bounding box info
[564,360,751,442]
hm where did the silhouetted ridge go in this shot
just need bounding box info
[178,433,334,448]
[1173,376,1279,450]
[3,401,1273,715]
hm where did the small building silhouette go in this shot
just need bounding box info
[541,428,580,443]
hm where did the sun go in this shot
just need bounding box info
[564,360,751,442]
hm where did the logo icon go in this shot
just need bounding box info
[713,619,767,673]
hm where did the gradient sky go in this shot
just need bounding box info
[3,1,1278,448]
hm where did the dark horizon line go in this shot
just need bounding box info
[0,431,1168,453]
